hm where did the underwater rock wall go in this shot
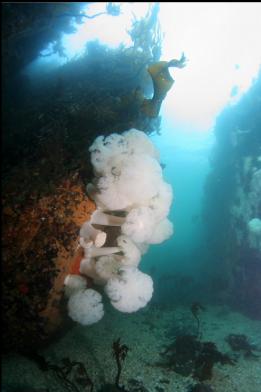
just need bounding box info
[202,70,261,318]
[2,3,162,173]
[2,3,166,353]
[2,173,96,352]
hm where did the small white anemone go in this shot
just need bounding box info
[95,254,122,281]
[68,288,104,325]
[80,257,102,284]
[136,242,150,255]
[79,243,121,284]
[148,218,174,244]
[149,181,173,221]
[123,128,160,161]
[80,221,106,248]
[114,154,163,207]
[89,133,128,176]
[92,177,131,210]
[105,267,153,313]
[121,207,155,243]
[116,235,141,266]
[88,152,163,210]
[64,274,87,298]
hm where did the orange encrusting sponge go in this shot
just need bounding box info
[69,248,84,275]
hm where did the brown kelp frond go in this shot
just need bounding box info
[158,334,234,381]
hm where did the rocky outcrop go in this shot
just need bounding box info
[202,70,261,318]
[2,173,96,352]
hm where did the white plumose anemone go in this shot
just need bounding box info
[105,267,153,313]
[65,128,174,326]
[68,288,104,325]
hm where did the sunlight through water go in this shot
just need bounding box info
[38,2,261,133]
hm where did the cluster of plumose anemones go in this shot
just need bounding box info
[64,129,174,325]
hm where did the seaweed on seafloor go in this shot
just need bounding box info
[99,338,130,392]
[190,302,206,339]
[187,383,215,392]
[99,339,150,392]
[156,334,235,381]
[24,351,94,392]
[225,334,260,359]
[193,341,234,381]
[126,378,150,392]
[113,338,129,389]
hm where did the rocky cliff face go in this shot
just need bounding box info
[2,3,165,353]
[202,70,261,318]
[2,173,96,353]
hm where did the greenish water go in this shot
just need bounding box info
[143,116,213,294]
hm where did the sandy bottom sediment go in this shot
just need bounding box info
[2,304,261,392]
